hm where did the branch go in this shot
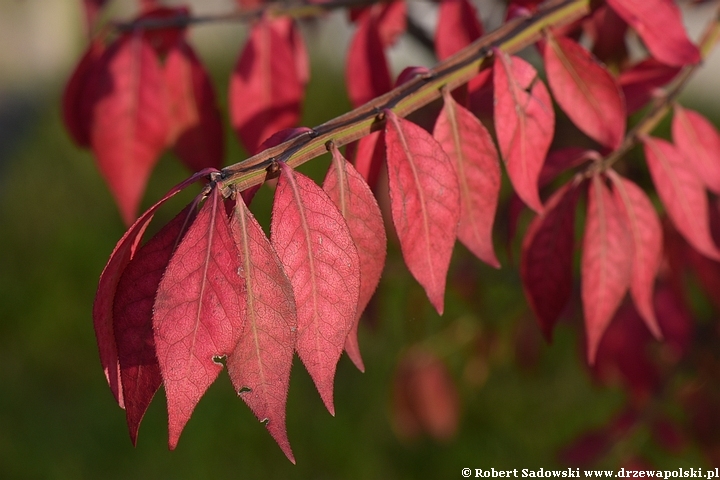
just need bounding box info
[218,0,593,194]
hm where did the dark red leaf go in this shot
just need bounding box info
[228,199,297,463]
[605,0,700,67]
[435,0,483,61]
[582,174,633,364]
[672,104,720,195]
[585,6,628,66]
[347,131,386,190]
[384,110,460,314]
[493,51,554,213]
[63,40,104,148]
[153,187,246,449]
[643,136,720,260]
[165,40,224,171]
[113,205,195,445]
[618,59,681,113]
[89,33,171,226]
[323,145,387,371]
[230,18,303,154]
[270,163,360,414]
[434,89,500,267]
[93,169,215,409]
[346,14,392,108]
[592,301,659,401]
[520,181,579,341]
[543,33,626,149]
[137,6,189,56]
[608,171,662,338]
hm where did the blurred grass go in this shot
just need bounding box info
[0,53,687,479]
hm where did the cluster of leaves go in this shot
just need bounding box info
[63,0,720,465]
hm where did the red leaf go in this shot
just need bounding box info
[113,205,195,445]
[63,40,104,148]
[137,6,189,56]
[347,131,386,190]
[435,0,483,61]
[434,89,500,267]
[346,14,392,108]
[493,51,554,213]
[582,174,633,364]
[672,104,720,195]
[227,200,297,463]
[93,169,215,409]
[643,136,720,260]
[89,33,171,226]
[375,1,406,47]
[585,6,628,66]
[391,349,460,442]
[350,2,407,47]
[607,172,662,338]
[323,145,387,372]
[605,0,700,67]
[384,110,460,314]
[271,163,360,414]
[230,18,304,154]
[269,17,310,86]
[543,33,626,149]
[520,181,579,341]
[618,59,681,113]
[165,40,224,171]
[154,187,246,449]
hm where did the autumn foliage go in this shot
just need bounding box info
[64,0,720,466]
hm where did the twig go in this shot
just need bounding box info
[218,0,593,193]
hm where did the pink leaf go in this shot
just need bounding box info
[493,51,554,213]
[346,14,392,108]
[618,59,681,113]
[113,205,195,444]
[93,169,215,409]
[62,40,104,148]
[582,174,633,364]
[520,182,579,341]
[165,40,224,171]
[643,136,720,260]
[605,0,700,67]
[435,0,483,61]
[323,145,387,372]
[154,187,246,449]
[672,104,720,195]
[434,89,500,267]
[384,110,460,314]
[543,33,626,149]
[608,171,662,338]
[271,163,360,414]
[230,18,303,154]
[89,33,171,226]
[228,199,297,463]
